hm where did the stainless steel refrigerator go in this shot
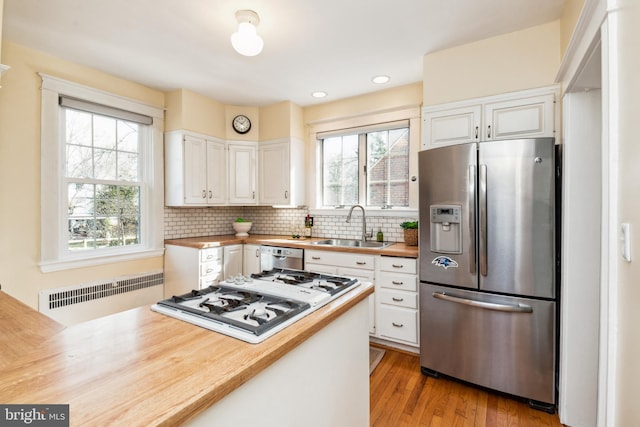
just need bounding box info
[418,137,558,411]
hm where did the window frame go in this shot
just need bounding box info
[318,123,410,208]
[39,73,165,272]
[311,108,420,216]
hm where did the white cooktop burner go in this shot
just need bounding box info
[151,269,361,344]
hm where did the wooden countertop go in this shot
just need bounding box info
[165,234,419,258]
[0,291,65,369]
[0,282,374,426]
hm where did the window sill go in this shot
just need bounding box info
[39,248,165,273]
[309,207,418,217]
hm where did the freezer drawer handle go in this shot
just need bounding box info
[432,292,533,313]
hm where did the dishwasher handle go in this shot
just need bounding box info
[432,292,533,313]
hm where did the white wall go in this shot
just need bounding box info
[559,89,601,427]
[608,0,640,425]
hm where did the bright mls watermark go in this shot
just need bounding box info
[0,405,69,426]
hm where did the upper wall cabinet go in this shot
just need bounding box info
[165,131,226,206]
[421,86,558,150]
[228,141,258,205]
[258,138,304,206]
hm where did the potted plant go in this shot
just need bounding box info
[400,221,418,246]
[232,217,253,237]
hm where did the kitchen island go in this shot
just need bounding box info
[0,282,373,426]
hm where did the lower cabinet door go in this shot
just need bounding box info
[378,305,418,344]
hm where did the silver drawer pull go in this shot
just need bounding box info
[311,256,321,260]
[392,264,404,268]
[392,322,404,328]
[356,261,367,265]
[392,281,404,285]
[206,254,214,259]
[206,268,213,273]
[392,297,404,302]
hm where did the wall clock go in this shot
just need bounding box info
[232,114,252,134]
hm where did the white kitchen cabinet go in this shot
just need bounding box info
[164,245,223,298]
[305,249,376,335]
[483,94,555,141]
[421,86,558,150]
[422,104,482,148]
[228,141,258,205]
[165,131,226,206]
[223,244,243,278]
[243,244,261,276]
[258,138,304,206]
[374,256,419,347]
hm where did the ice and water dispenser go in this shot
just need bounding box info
[429,204,462,254]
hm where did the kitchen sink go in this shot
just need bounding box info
[311,239,393,249]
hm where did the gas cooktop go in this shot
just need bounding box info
[151,268,360,344]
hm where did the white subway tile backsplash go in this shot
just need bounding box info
[164,206,418,243]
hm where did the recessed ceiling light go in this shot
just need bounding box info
[312,91,327,98]
[372,75,390,84]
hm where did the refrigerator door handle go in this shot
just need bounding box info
[479,164,488,276]
[468,165,476,274]
[432,292,533,313]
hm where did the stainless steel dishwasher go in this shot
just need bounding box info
[259,246,304,271]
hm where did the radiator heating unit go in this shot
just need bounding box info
[39,270,164,326]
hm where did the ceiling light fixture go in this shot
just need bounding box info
[372,75,390,84]
[312,91,327,98]
[231,10,264,57]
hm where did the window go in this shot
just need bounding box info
[64,103,144,251]
[319,121,410,208]
[40,74,164,272]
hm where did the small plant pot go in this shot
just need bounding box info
[403,228,418,246]
[232,222,252,237]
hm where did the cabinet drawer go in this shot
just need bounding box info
[379,289,417,309]
[200,274,221,289]
[201,260,223,276]
[339,267,374,284]
[378,306,418,344]
[379,256,417,274]
[304,263,338,275]
[305,250,375,270]
[378,272,417,292]
[201,247,223,262]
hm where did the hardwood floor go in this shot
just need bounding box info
[370,346,565,426]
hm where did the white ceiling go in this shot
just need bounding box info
[3,0,565,107]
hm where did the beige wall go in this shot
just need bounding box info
[423,21,561,106]
[560,0,586,57]
[613,1,640,423]
[304,82,422,125]
[165,89,227,138]
[0,41,164,308]
[260,101,304,141]
[0,0,4,59]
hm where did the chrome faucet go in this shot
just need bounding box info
[346,204,370,241]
